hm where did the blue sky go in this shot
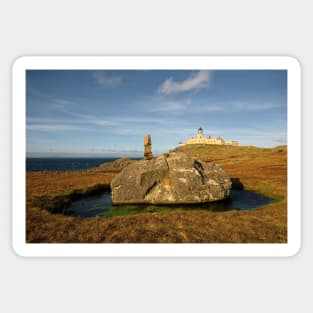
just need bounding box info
[26,69,287,157]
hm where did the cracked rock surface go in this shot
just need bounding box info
[111,152,231,204]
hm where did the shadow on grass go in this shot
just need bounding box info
[31,183,111,214]
[231,177,244,190]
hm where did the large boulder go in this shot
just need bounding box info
[111,152,231,205]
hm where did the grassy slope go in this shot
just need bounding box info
[26,145,287,243]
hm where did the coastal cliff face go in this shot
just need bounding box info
[111,152,231,205]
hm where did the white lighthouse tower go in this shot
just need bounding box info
[197,127,204,139]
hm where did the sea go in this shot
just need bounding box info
[26,157,124,172]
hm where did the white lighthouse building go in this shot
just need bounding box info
[185,128,238,146]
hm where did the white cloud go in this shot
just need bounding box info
[93,72,123,87]
[27,124,82,132]
[52,98,75,109]
[158,70,211,95]
[150,100,190,112]
[26,114,184,134]
[272,138,287,143]
[54,99,73,106]
[230,101,284,111]
[192,101,285,113]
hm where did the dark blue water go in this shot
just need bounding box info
[66,189,274,218]
[27,158,120,172]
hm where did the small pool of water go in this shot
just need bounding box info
[64,190,273,218]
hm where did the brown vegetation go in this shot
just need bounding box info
[26,145,287,243]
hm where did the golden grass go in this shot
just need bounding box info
[27,168,115,200]
[26,145,287,243]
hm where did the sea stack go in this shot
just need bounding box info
[144,134,153,160]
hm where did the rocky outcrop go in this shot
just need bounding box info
[144,134,153,160]
[111,152,231,204]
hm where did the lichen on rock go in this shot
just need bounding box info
[111,152,231,205]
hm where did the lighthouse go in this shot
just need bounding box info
[197,127,204,139]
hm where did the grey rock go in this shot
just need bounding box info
[144,134,153,160]
[111,152,231,204]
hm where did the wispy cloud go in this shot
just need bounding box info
[229,101,284,111]
[139,95,283,114]
[52,98,75,109]
[191,100,285,113]
[93,72,123,87]
[158,70,211,95]
[26,124,83,132]
[272,138,287,143]
[149,99,191,112]
[26,114,184,134]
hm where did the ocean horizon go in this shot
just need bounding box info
[26,157,141,172]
